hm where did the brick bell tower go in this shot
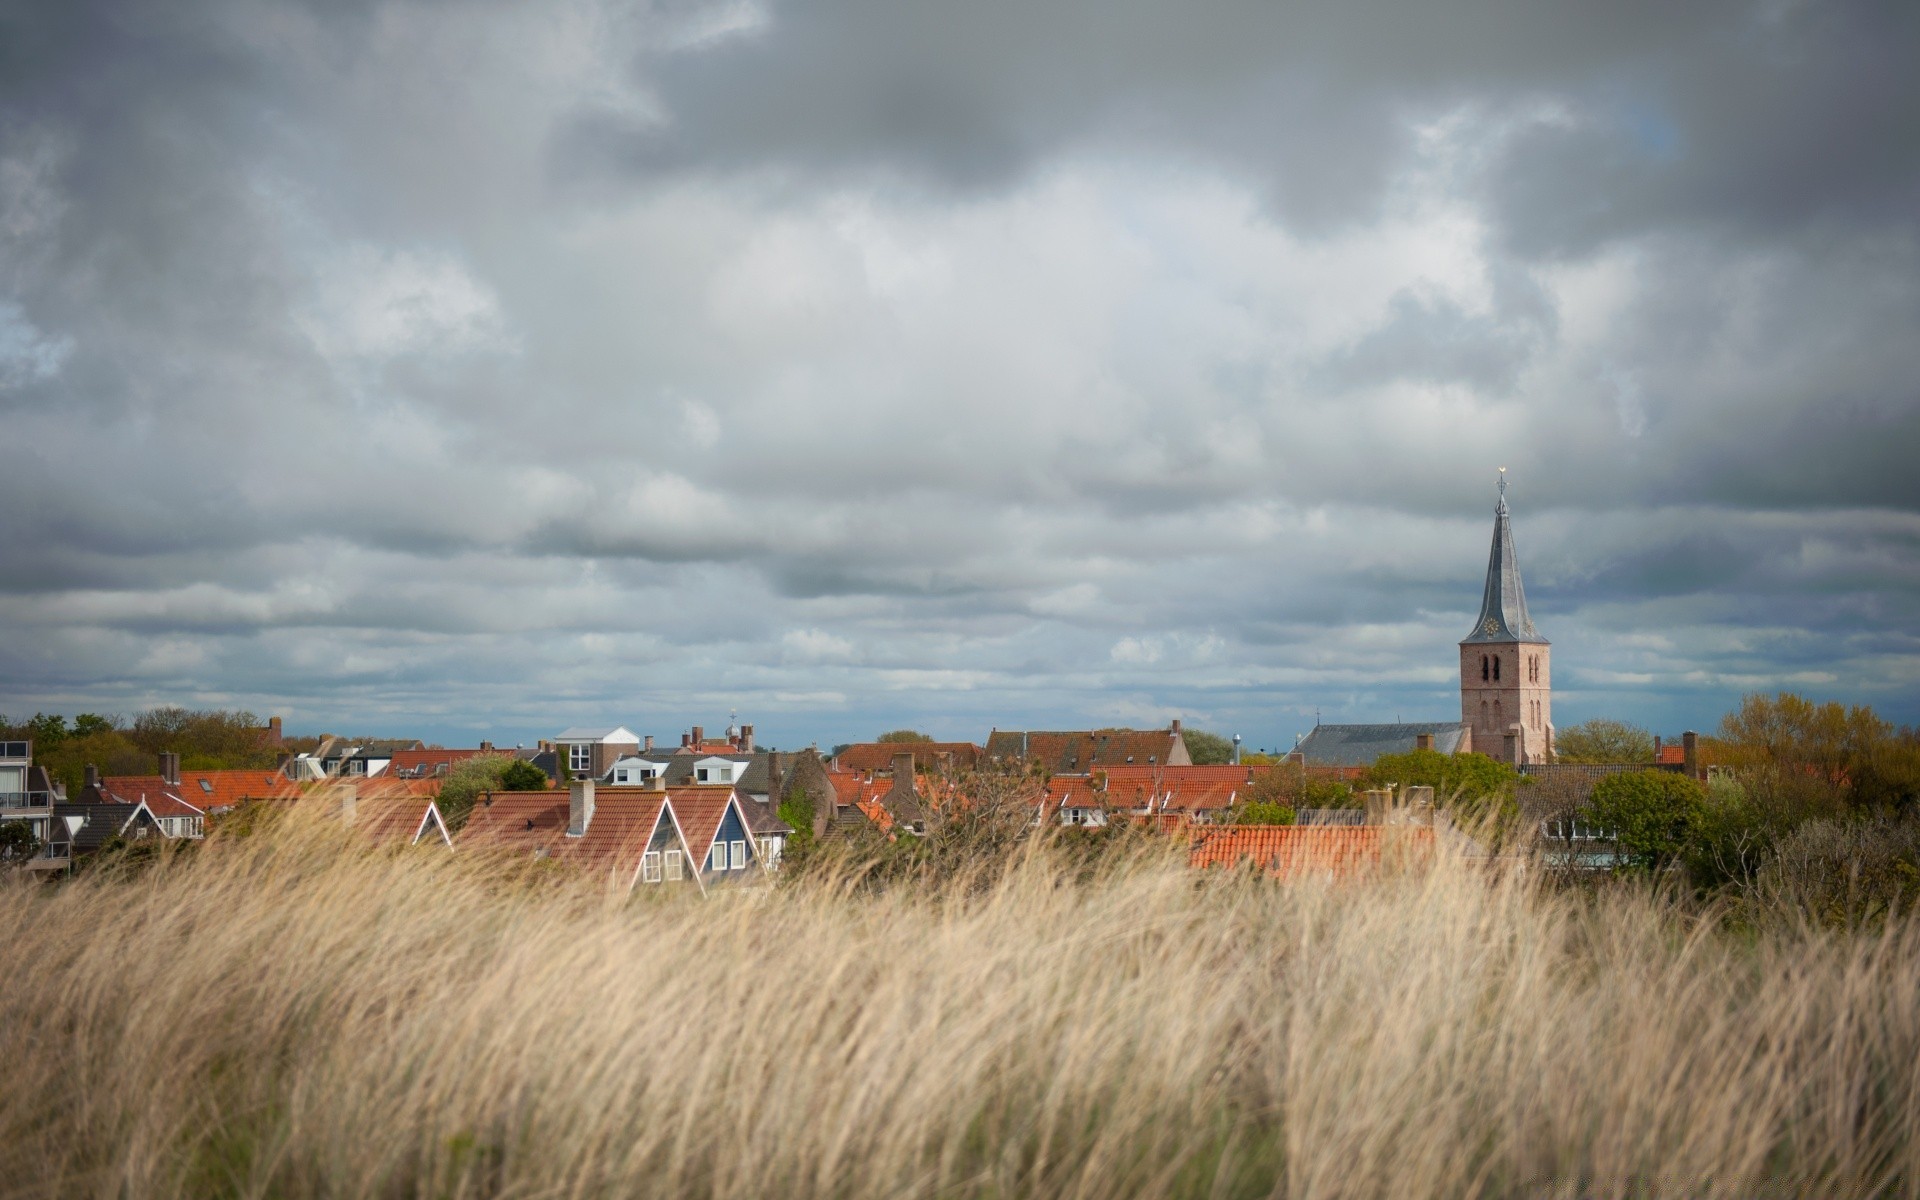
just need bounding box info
[1460,471,1552,764]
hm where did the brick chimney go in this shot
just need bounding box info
[267,716,283,744]
[84,763,99,791]
[1170,718,1182,735]
[1416,732,1434,752]
[691,726,705,748]
[740,724,754,752]
[893,751,915,778]
[1683,731,1700,780]
[158,751,180,785]
[680,732,692,749]
[480,740,493,753]
[569,779,595,836]
[644,734,655,752]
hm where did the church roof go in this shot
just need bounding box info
[1462,477,1547,645]
[1293,723,1471,767]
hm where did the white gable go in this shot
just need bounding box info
[692,757,746,784]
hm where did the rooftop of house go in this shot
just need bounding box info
[49,802,155,852]
[99,768,289,814]
[985,727,1188,773]
[1098,764,1252,811]
[832,742,983,774]
[554,726,639,744]
[1189,825,1433,878]
[349,796,451,847]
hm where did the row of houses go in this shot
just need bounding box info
[3,712,1716,880]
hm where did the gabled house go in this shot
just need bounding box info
[457,780,766,893]
[986,723,1193,773]
[288,737,427,780]
[553,727,641,781]
[667,785,767,887]
[45,800,163,863]
[318,784,454,848]
[92,755,288,833]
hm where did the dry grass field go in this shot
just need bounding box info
[2,811,1917,1199]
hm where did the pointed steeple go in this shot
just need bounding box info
[1462,471,1546,644]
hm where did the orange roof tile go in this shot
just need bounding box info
[350,796,451,847]
[666,786,742,865]
[1101,765,1250,812]
[1189,826,1433,879]
[458,787,679,887]
[102,769,289,815]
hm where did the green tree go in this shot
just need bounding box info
[876,730,934,744]
[1581,770,1707,872]
[71,713,118,738]
[499,760,550,791]
[1236,802,1295,826]
[1181,729,1235,765]
[1365,749,1517,804]
[25,713,68,748]
[1555,718,1655,764]
[0,820,39,861]
[435,755,520,833]
[1243,766,1355,810]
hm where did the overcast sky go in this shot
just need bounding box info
[2,0,1916,750]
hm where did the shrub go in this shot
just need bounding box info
[498,760,549,792]
[1757,815,1920,929]
[1236,802,1296,826]
[1582,770,1706,872]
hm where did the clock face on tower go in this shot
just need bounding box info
[1482,618,1500,636]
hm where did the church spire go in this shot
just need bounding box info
[1463,469,1546,644]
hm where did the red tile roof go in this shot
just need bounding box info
[1655,744,1686,765]
[666,786,743,866]
[833,742,983,773]
[1100,765,1250,812]
[351,796,451,847]
[987,729,1186,773]
[101,769,288,814]
[1189,826,1434,879]
[458,787,678,888]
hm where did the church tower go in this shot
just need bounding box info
[1460,472,1552,764]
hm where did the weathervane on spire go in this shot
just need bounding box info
[1498,466,1507,498]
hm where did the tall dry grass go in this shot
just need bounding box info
[2,811,1918,1199]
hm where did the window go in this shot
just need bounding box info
[730,839,746,869]
[709,843,727,872]
[1492,655,1500,681]
[664,850,683,881]
[696,767,710,782]
[641,851,662,883]
[568,743,593,773]
[1481,655,1489,681]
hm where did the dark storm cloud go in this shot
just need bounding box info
[0,0,1915,745]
